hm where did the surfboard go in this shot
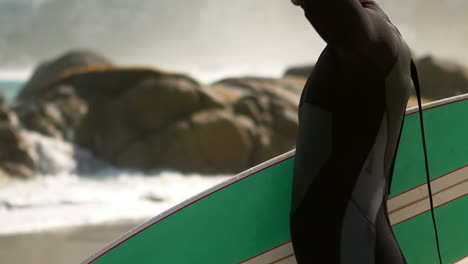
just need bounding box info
[82,94,468,264]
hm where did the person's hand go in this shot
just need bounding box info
[291,0,301,6]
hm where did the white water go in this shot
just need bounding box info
[0,130,230,235]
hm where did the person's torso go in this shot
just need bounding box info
[298,1,414,181]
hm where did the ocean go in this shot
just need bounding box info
[0,81,23,104]
[1,0,468,236]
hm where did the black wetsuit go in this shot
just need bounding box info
[290,1,412,263]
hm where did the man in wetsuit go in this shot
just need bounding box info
[289,0,413,263]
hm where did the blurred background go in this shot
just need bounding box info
[1,0,468,263]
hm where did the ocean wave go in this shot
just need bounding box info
[0,125,230,234]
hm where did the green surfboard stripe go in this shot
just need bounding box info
[393,196,468,264]
[390,100,468,197]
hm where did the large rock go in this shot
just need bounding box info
[0,105,35,180]
[415,55,468,100]
[14,64,237,172]
[72,69,228,169]
[13,52,302,174]
[140,76,300,173]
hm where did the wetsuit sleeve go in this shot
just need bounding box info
[300,0,398,69]
[300,0,374,45]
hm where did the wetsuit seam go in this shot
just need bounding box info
[348,112,386,227]
[381,36,402,188]
[350,198,375,226]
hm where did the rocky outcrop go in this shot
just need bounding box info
[415,55,468,100]
[16,50,468,176]
[0,104,35,180]
[69,69,230,172]
[14,52,302,174]
[72,73,299,174]
[22,51,468,175]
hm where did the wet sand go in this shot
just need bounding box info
[0,219,146,264]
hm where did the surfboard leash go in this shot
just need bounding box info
[410,60,443,264]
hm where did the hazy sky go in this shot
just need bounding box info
[0,0,467,79]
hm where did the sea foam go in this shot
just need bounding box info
[0,130,230,234]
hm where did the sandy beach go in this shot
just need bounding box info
[0,219,147,264]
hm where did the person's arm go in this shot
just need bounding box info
[299,0,377,50]
[298,0,401,72]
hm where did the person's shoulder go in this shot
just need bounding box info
[361,2,404,73]
[364,1,400,36]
